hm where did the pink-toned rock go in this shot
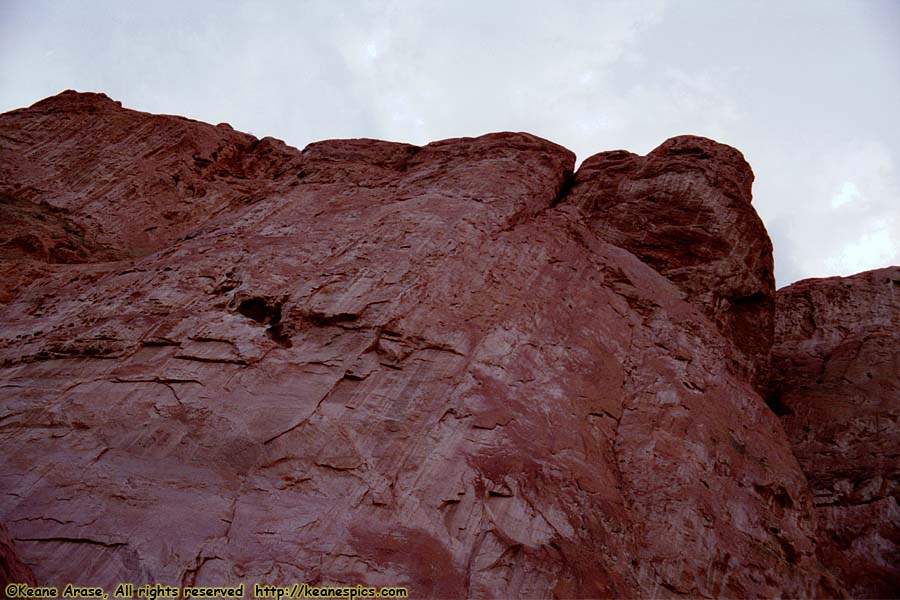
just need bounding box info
[568,136,775,392]
[0,90,299,257]
[772,267,900,598]
[0,91,300,305]
[0,92,841,597]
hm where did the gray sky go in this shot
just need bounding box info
[2,0,898,286]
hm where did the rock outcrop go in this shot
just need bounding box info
[569,137,775,393]
[0,90,299,303]
[772,267,900,598]
[0,90,890,597]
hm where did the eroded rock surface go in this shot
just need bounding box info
[0,522,36,587]
[772,267,900,598]
[569,136,775,393]
[0,91,850,597]
[0,90,299,303]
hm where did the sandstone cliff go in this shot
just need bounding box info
[0,91,895,597]
[772,268,900,598]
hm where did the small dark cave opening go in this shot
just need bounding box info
[765,388,794,416]
[236,296,292,348]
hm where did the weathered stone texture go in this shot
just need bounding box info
[569,136,775,393]
[772,267,900,598]
[0,91,885,598]
[0,522,36,587]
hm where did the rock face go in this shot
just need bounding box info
[0,90,881,597]
[568,137,775,393]
[772,268,900,598]
[0,522,36,587]
[0,90,299,303]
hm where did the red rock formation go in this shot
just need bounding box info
[772,267,900,598]
[0,90,299,303]
[568,137,775,393]
[0,91,850,597]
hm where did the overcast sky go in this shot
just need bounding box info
[1,0,898,286]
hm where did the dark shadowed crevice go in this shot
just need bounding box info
[765,388,794,416]
[235,296,292,347]
[550,168,576,209]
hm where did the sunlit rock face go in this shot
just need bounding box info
[6,90,896,597]
[772,267,900,598]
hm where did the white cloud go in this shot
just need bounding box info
[825,228,898,274]
[831,181,860,209]
[770,140,900,282]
